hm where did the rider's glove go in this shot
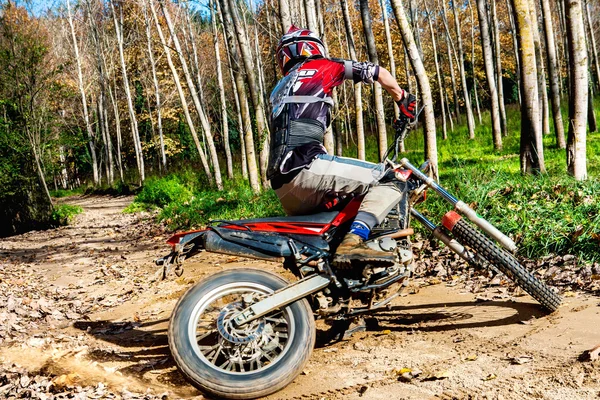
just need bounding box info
[396,91,417,120]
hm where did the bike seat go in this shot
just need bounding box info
[230,211,339,225]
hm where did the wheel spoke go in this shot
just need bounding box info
[196,330,213,342]
[263,351,274,362]
[190,284,295,375]
[199,343,220,354]
[265,316,287,325]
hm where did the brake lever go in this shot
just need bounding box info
[409,106,425,126]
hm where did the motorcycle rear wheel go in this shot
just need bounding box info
[169,268,315,399]
[451,219,561,312]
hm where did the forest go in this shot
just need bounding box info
[2,1,600,397]
[0,0,598,260]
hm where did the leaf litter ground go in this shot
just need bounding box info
[0,195,599,399]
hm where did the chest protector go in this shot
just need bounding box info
[267,63,334,180]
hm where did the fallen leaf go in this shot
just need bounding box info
[483,373,497,381]
[465,354,478,361]
[510,355,534,365]
[51,373,80,390]
[423,370,450,381]
[357,385,368,396]
[563,291,576,298]
[394,367,412,376]
[578,344,600,362]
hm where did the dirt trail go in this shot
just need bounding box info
[0,195,599,399]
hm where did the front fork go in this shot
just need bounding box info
[397,158,517,253]
[411,209,485,268]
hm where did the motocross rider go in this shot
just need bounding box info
[269,26,417,268]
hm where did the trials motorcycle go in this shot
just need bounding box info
[156,115,561,399]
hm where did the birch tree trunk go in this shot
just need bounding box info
[424,2,447,140]
[210,0,233,179]
[511,0,546,174]
[380,0,400,120]
[159,1,223,190]
[225,0,270,188]
[340,0,366,160]
[529,0,550,136]
[279,0,292,34]
[469,0,482,125]
[540,0,566,148]
[111,1,145,182]
[142,0,167,171]
[29,129,52,205]
[439,0,460,121]
[219,0,261,192]
[452,0,476,138]
[304,0,319,33]
[359,0,388,160]
[218,0,248,179]
[565,0,588,180]
[404,48,414,96]
[66,0,99,185]
[490,0,508,134]
[391,0,438,177]
[584,1,600,92]
[97,94,112,183]
[588,85,597,132]
[476,0,503,149]
[506,0,522,104]
[86,0,114,184]
[149,0,213,185]
[557,0,570,95]
[108,81,124,182]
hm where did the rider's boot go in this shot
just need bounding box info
[333,233,395,268]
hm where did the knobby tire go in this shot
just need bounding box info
[452,219,561,312]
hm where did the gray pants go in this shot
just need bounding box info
[274,154,404,229]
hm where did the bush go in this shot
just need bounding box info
[135,176,193,207]
[159,180,283,229]
[51,204,83,226]
[127,174,283,230]
[50,187,84,198]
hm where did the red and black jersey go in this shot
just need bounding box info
[281,58,379,129]
[268,57,379,185]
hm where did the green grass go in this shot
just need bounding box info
[128,175,283,230]
[400,103,600,262]
[51,204,83,225]
[129,100,600,262]
[50,187,85,198]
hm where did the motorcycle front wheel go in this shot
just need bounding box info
[168,268,315,399]
[451,218,562,312]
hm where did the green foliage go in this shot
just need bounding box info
[0,3,58,235]
[123,201,152,214]
[128,102,600,262]
[50,187,85,198]
[160,180,283,230]
[130,174,283,230]
[51,204,83,226]
[84,181,136,196]
[134,175,193,208]
[398,105,600,262]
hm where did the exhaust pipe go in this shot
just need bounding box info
[401,158,517,253]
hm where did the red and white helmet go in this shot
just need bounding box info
[276,25,326,74]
